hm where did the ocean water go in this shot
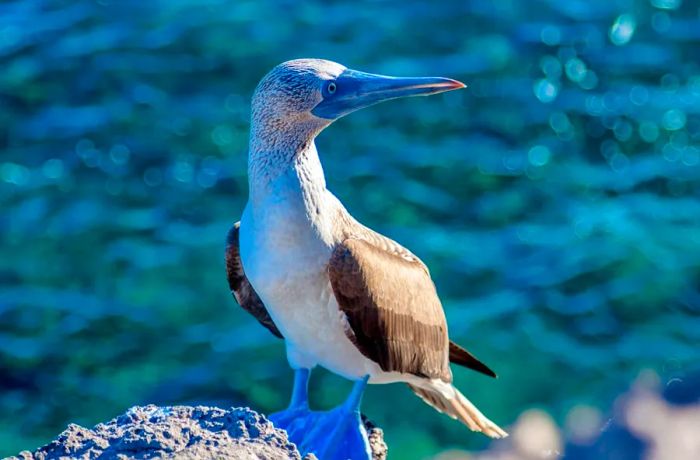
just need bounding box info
[1,0,698,458]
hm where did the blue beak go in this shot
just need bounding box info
[311,68,466,120]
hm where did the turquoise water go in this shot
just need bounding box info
[1,1,699,458]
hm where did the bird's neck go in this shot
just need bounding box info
[247,124,327,207]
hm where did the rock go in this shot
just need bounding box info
[10,405,387,460]
[362,416,388,460]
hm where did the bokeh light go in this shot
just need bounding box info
[1,0,699,459]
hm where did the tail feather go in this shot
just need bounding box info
[449,341,497,378]
[408,383,507,439]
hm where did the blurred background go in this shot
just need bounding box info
[1,0,699,458]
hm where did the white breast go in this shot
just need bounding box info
[239,168,382,379]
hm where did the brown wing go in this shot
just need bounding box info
[328,237,451,382]
[225,222,282,338]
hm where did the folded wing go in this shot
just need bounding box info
[328,237,451,381]
[225,222,282,338]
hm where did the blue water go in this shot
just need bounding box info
[1,0,698,458]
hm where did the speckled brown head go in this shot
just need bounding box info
[249,58,465,154]
[252,59,345,129]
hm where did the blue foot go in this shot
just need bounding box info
[269,368,313,435]
[297,403,371,460]
[269,404,314,437]
[270,374,372,460]
[269,370,372,459]
[273,404,371,459]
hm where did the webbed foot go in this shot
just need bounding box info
[277,375,371,460]
[296,404,371,460]
[269,371,372,460]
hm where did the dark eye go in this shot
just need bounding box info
[326,81,337,94]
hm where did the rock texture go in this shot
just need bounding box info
[10,405,387,460]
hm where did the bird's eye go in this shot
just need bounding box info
[326,81,337,94]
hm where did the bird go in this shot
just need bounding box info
[225,59,506,460]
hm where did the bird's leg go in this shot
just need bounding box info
[288,367,311,409]
[298,375,372,460]
[269,368,312,433]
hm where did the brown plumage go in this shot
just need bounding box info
[326,232,506,438]
[227,218,503,435]
[231,58,506,440]
[226,221,496,378]
[328,237,451,381]
[225,222,282,338]
[226,221,505,437]
[449,341,497,378]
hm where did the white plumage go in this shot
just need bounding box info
[232,58,507,440]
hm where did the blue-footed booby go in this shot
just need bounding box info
[226,59,507,459]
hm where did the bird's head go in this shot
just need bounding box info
[250,59,465,147]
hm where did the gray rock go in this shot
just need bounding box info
[10,405,387,460]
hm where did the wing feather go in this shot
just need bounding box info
[225,222,282,338]
[328,237,451,381]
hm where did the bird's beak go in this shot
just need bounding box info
[312,68,466,120]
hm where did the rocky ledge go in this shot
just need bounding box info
[10,405,387,460]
